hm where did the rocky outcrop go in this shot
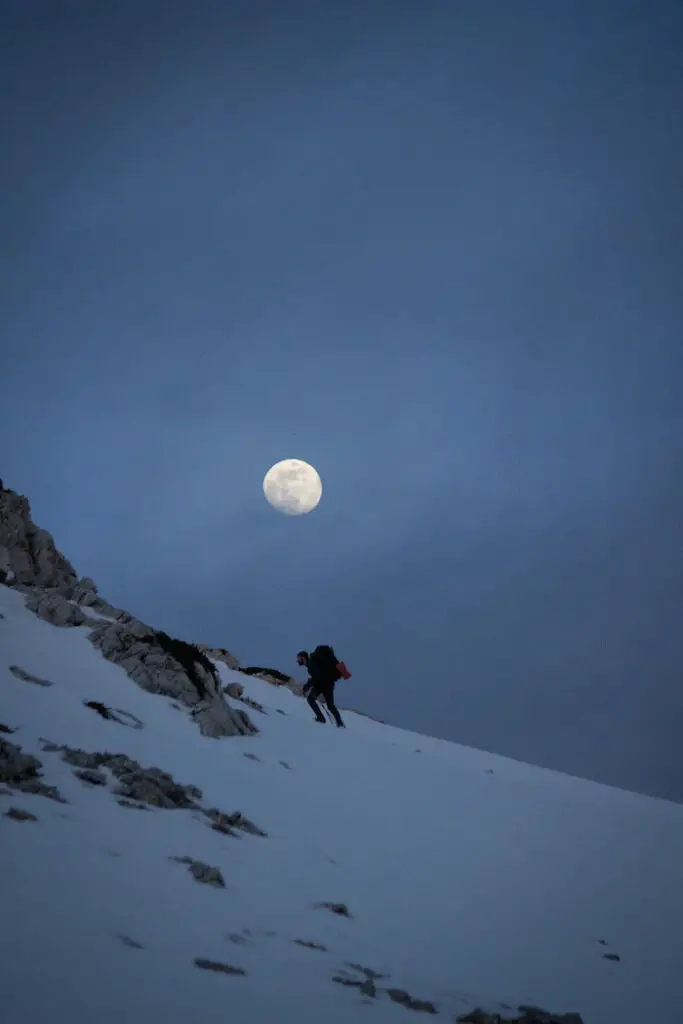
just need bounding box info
[25,590,88,627]
[0,479,253,739]
[0,739,66,803]
[196,644,240,671]
[86,620,256,738]
[0,482,78,591]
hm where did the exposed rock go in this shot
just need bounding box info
[457,1008,585,1024]
[602,953,621,962]
[316,902,352,918]
[83,701,144,729]
[196,644,240,670]
[75,768,108,786]
[332,976,365,988]
[243,752,261,762]
[117,799,150,811]
[360,980,378,998]
[239,695,268,715]
[0,739,66,802]
[294,939,328,951]
[0,723,17,734]
[24,591,86,628]
[170,856,226,888]
[88,622,256,739]
[193,958,246,976]
[203,807,267,838]
[242,666,292,683]
[0,484,78,591]
[49,743,267,836]
[72,576,98,606]
[224,682,244,699]
[386,988,437,1013]
[4,806,38,822]
[347,962,388,980]
[9,664,54,687]
[279,760,291,770]
[117,934,144,949]
[58,746,203,809]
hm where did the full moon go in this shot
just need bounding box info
[263,459,323,516]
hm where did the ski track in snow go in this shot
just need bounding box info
[1,585,682,1023]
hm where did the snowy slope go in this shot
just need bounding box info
[1,583,682,1024]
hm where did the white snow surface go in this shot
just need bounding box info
[1,585,682,1023]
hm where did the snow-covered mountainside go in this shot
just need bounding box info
[1,488,682,1023]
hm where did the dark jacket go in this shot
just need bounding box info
[305,648,339,691]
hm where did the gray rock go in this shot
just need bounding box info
[316,902,352,918]
[171,856,226,888]
[24,592,86,628]
[196,644,240,670]
[0,485,78,591]
[72,576,98,605]
[193,958,246,976]
[88,622,256,739]
[224,682,244,699]
[386,989,437,1013]
[0,739,66,803]
[203,807,267,837]
[75,768,107,786]
[4,806,38,822]
[8,664,54,687]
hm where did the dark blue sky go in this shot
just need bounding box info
[2,1,682,801]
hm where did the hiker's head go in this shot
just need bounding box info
[296,651,309,667]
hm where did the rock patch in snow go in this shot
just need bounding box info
[294,939,328,951]
[83,701,144,729]
[457,1008,584,1023]
[316,901,352,918]
[193,958,247,976]
[8,664,54,687]
[4,805,38,822]
[87,621,256,739]
[0,739,67,803]
[170,856,226,888]
[25,591,87,628]
[386,988,437,1013]
[75,768,108,786]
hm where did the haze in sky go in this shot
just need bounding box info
[2,0,682,801]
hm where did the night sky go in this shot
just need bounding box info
[2,1,682,801]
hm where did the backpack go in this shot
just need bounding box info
[312,645,352,682]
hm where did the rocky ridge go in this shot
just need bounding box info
[0,481,253,738]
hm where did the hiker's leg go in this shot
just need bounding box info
[306,688,326,723]
[322,683,345,728]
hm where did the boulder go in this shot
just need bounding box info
[72,576,99,606]
[24,591,86,628]
[87,622,256,738]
